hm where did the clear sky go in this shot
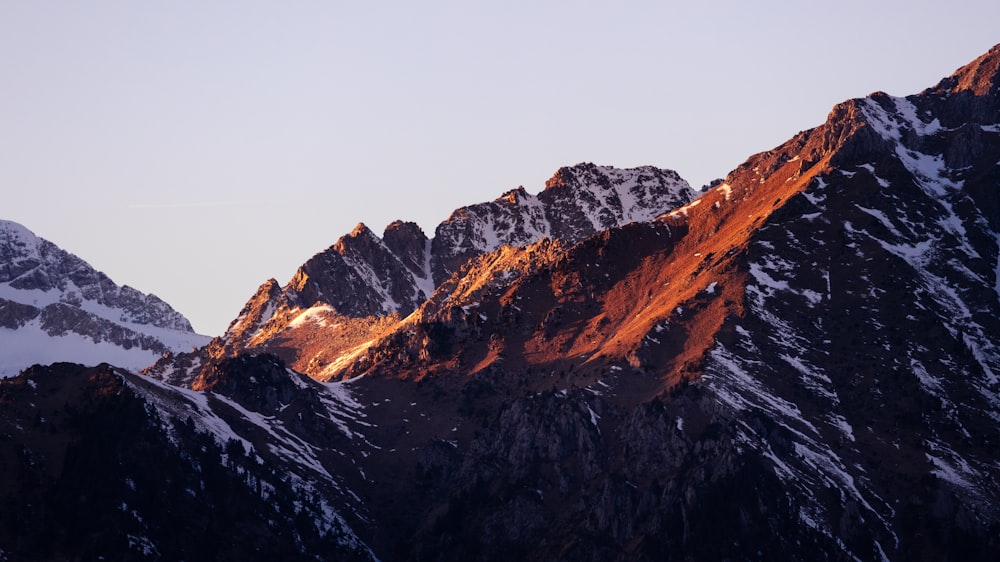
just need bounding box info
[3,1,998,336]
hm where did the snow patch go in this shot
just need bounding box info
[0,319,202,378]
[669,198,702,218]
[288,304,337,329]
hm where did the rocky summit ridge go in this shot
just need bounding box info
[145,163,695,384]
[4,45,1000,561]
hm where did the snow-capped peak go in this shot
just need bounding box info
[0,219,209,377]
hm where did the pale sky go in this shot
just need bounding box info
[3,1,998,335]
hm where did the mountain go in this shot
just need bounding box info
[4,45,1000,561]
[145,163,695,384]
[0,362,373,561]
[0,220,209,376]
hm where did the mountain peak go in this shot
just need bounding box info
[383,220,425,239]
[1,219,208,376]
[0,219,41,248]
[496,186,530,205]
[543,162,686,193]
[930,43,1000,97]
[223,278,284,340]
[431,163,693,285]
[1,219,52,280]
[349,222,374,238]
[543,162,614,191]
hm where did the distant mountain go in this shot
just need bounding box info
[0,220,209,376]
[146,163,695,384]
[4,45,1000,561]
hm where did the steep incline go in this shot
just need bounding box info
[0,220,209,376]
[698,46,1000,558]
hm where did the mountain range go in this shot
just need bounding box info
[2,45,1000,561]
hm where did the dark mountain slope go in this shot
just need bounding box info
[0,363,374,561]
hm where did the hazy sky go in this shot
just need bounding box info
[3,1,998,335]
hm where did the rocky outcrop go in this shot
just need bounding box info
[383,220,432,281]
[222,278,284,347]
[0,298,39,329]
[193,353,304,414]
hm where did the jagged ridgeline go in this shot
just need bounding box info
[145,163,695,385]
[4,45,1000,561]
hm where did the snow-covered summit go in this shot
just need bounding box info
[0,219,209,376]
[1,220,193,331]
[431,163,694,281]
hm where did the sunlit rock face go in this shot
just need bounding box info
[148,163,695,384]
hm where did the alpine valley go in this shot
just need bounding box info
[3,45,1000,561]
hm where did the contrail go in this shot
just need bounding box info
[126,201,239,209]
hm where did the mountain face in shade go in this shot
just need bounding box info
[0,362,373,561]
[0,220,209,376]
[145,163,695,384]
[4,45,1000,562]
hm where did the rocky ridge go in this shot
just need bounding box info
[147,163,695,384]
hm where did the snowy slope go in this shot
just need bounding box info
[0,220,209,376]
